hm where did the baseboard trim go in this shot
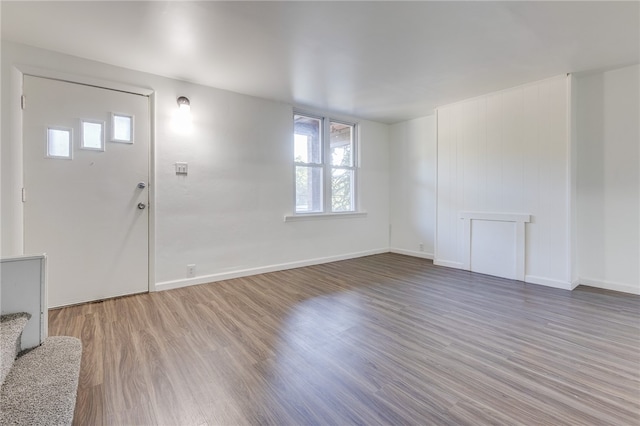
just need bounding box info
[433,259,464,269]
[525,275,575,291]
[389,248,434,260]
[155,248,389,292]
[578,277,640,295]
[570,279,581,290]
[157,252,639,296]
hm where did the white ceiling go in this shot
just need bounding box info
[2,1,638,123]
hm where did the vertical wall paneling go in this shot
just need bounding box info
[435,75,572,289]
[435,107,463,268]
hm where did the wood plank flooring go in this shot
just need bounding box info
[49,253,640,425]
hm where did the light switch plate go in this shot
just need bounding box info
[175,162,188,175]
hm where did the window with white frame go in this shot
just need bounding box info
[294,113,357,214]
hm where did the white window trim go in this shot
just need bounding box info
[45,126,73,160]
[283,211,367,222]
[110,112,134,144]
[80,118,106,151]
[292,111,360,217]
[328,118,358,214]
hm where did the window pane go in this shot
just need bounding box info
[294,134,309,162]
[81,120,104,150]
[47,127,72,159]
[332,168,354,212]
[296,166,323,213]
[294,114,321,164]
[330,122,354,167]
[112,113,133,143]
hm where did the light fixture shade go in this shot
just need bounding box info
[177,96,190,112]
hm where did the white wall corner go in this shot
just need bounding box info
[433,259,464,269]
[574,64,640,297]
[389,248,434,260]
[567,73,579,286]
[570,279,580,291]
[525,275,574,291]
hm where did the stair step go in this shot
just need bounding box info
[0,313,31,386]
[1,336,82,426]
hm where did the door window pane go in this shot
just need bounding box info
[81,120,105,151]
[295,166,323,213]
[111,113,134,143]
[46,127,72,159]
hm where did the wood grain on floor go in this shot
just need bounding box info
[49,253,640,425]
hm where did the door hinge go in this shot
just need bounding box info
[20,95,26,110]
[21,188,26,202]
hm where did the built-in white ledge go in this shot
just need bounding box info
[284,211,367,222]
[459,211,531,223]
[460,211,531,281]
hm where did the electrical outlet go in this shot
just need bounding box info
[187,264,196,278]
[419,243,424,252]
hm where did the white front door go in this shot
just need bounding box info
[23,75,150,308]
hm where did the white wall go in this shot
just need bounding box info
[436,75,572,289]
[389,115,436,258]
[575,64,640,295]
[1,41,390,291]
[0,44,23,257]
[4,42,637,297]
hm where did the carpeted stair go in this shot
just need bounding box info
[0,312,82,426]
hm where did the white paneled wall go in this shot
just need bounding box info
[436,75,572,289]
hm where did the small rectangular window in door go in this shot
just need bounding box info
[111,113,134,143]
[81,119,105,151]
[46,126,72,159]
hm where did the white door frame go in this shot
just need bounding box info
[17,64,156,292]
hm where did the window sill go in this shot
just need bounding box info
[283,211,368,222]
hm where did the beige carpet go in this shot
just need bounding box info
[0,313,30,385]
[1,314,81,426]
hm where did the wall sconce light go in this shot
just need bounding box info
[173,96,192,133]
[177,96,191,113]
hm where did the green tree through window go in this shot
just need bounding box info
[294,114,357,214]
